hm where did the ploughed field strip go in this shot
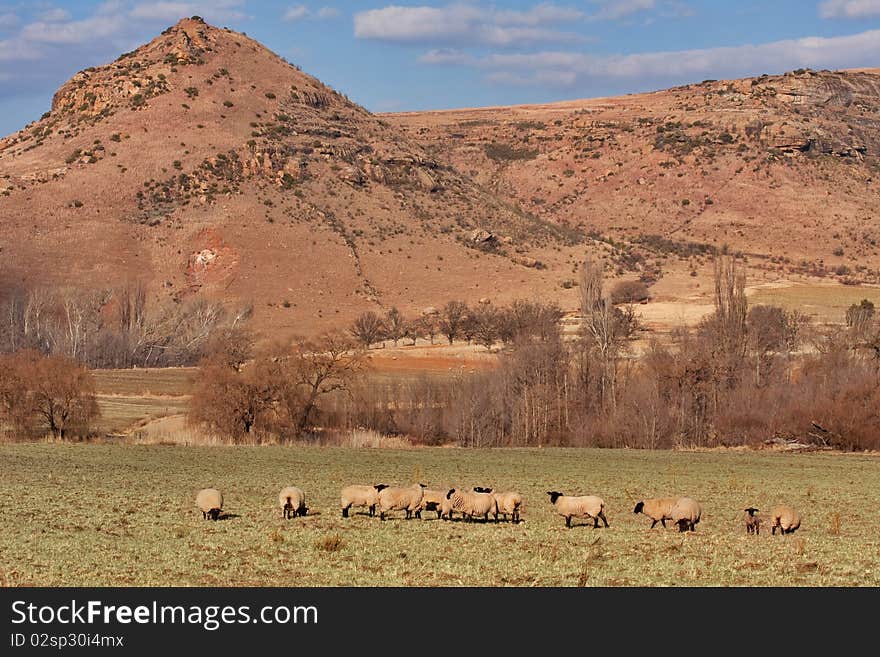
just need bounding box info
[1,445,878,586]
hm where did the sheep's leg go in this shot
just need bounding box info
[600,511,609,528]
[437,509,443,520]
[369,505,375,517]
[565,516,571,528]
[650,519,657,529]
[342,506,349,518]
[661,519,667,528]
[202,511,207,520]
[380,511,386,521]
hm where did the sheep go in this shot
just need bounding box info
[546,491,609,529]
[415,488,448,519]
[340,484,388,518]
[279,486,307,519]
[196,488,223,521]
[669,497,702,532]
[632,497,680,529]
[744,507,764,535]
[445,487,496,522]
[770,505,801,535]
[377,483,425,520]
[491,490,523,523]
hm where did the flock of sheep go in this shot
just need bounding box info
[195,484,803,535]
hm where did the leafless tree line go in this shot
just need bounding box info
[327,257,880,451]
[0,282,253,368]
[349,299,564,350]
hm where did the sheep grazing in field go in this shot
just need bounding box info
[770,505,801,535]
[340,484,388,518]
[196,488,223,521]
[632,497,680,529]
[669,497,702,532]
[491,490,523,523]
[744,507,763,535]
[415,488,448,519]
[377,483,426,520]
[546,491,608,529]
[279,486,307,519]
[445,487,496,522]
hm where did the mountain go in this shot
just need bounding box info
[2,18,878,342]
[387,68,880,295]
[0,17,583,338]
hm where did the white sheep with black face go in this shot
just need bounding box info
[196,488,223,521]
[445,487,496,522]
[340,484,387,518]
[547,491,609,529]
[279,486,307,519]
[377,483,425,520]
[669,497,702,532]
[770,505,801,535]
[632,497,680,529]
[415,488,448,519]
[491,490,523,523]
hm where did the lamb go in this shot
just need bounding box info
[340,484,388,518]
[415,488,448,519]
[445,487,496,522]
[377,483,425,520]
[632,497,680,529]
[744,507,763,535]
[546,491,609,529]
[196,488,223,521]
[279,486,307,519]
[491,490,523,523]
[669,497,702,532]
[770,505,801,535]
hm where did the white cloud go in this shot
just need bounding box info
[820,0,880,18]
[588,0,655,21]
[129,1,246,23]
[21,15,127,44]
[284,5,340,22]
[421,29,880,88]
[283,5,309,22]
[40,8,72,23]
[354,3,583,46]
[0,13,19,29]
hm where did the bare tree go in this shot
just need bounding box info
[439,300,468,344]
[384,307,406,347]
[25,353,100,439]
[349,311,385,349]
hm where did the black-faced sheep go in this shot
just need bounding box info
[279,486,307,519]
[377,483,425,520]
[744,507,762,535]
[196,488,223,521]
[633,497,680,528]
[547,491,609,529]
[415,488,448,519]
[770,505,801,535]
[340,484,388,518]
[669,497,702,532]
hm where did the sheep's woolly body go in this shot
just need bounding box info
[416,489,448,519]
[196,488,223,521]
[770,505,801,535]
[378,484,425,520]
[669,497,702,532]
[279,486,307,519]
[447,488,496,521]
[492,491,523,522]
[633,497,680,529]
[547,492,609,528]
[340,484,385,518]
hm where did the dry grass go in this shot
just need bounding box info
[1,444,878,586]
[748,285,880,323]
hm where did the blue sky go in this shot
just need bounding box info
[0,1,878,135]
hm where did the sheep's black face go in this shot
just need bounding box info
[547,491,563,505]
[633,501,644,514]
[745,507,759,516]
[446,489,456,499]
[374,484,389,492]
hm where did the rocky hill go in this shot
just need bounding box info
[0,18,583,338]
[389,68,880,292]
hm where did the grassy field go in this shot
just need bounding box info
[1,445,878,587]
[748,284,880,323]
